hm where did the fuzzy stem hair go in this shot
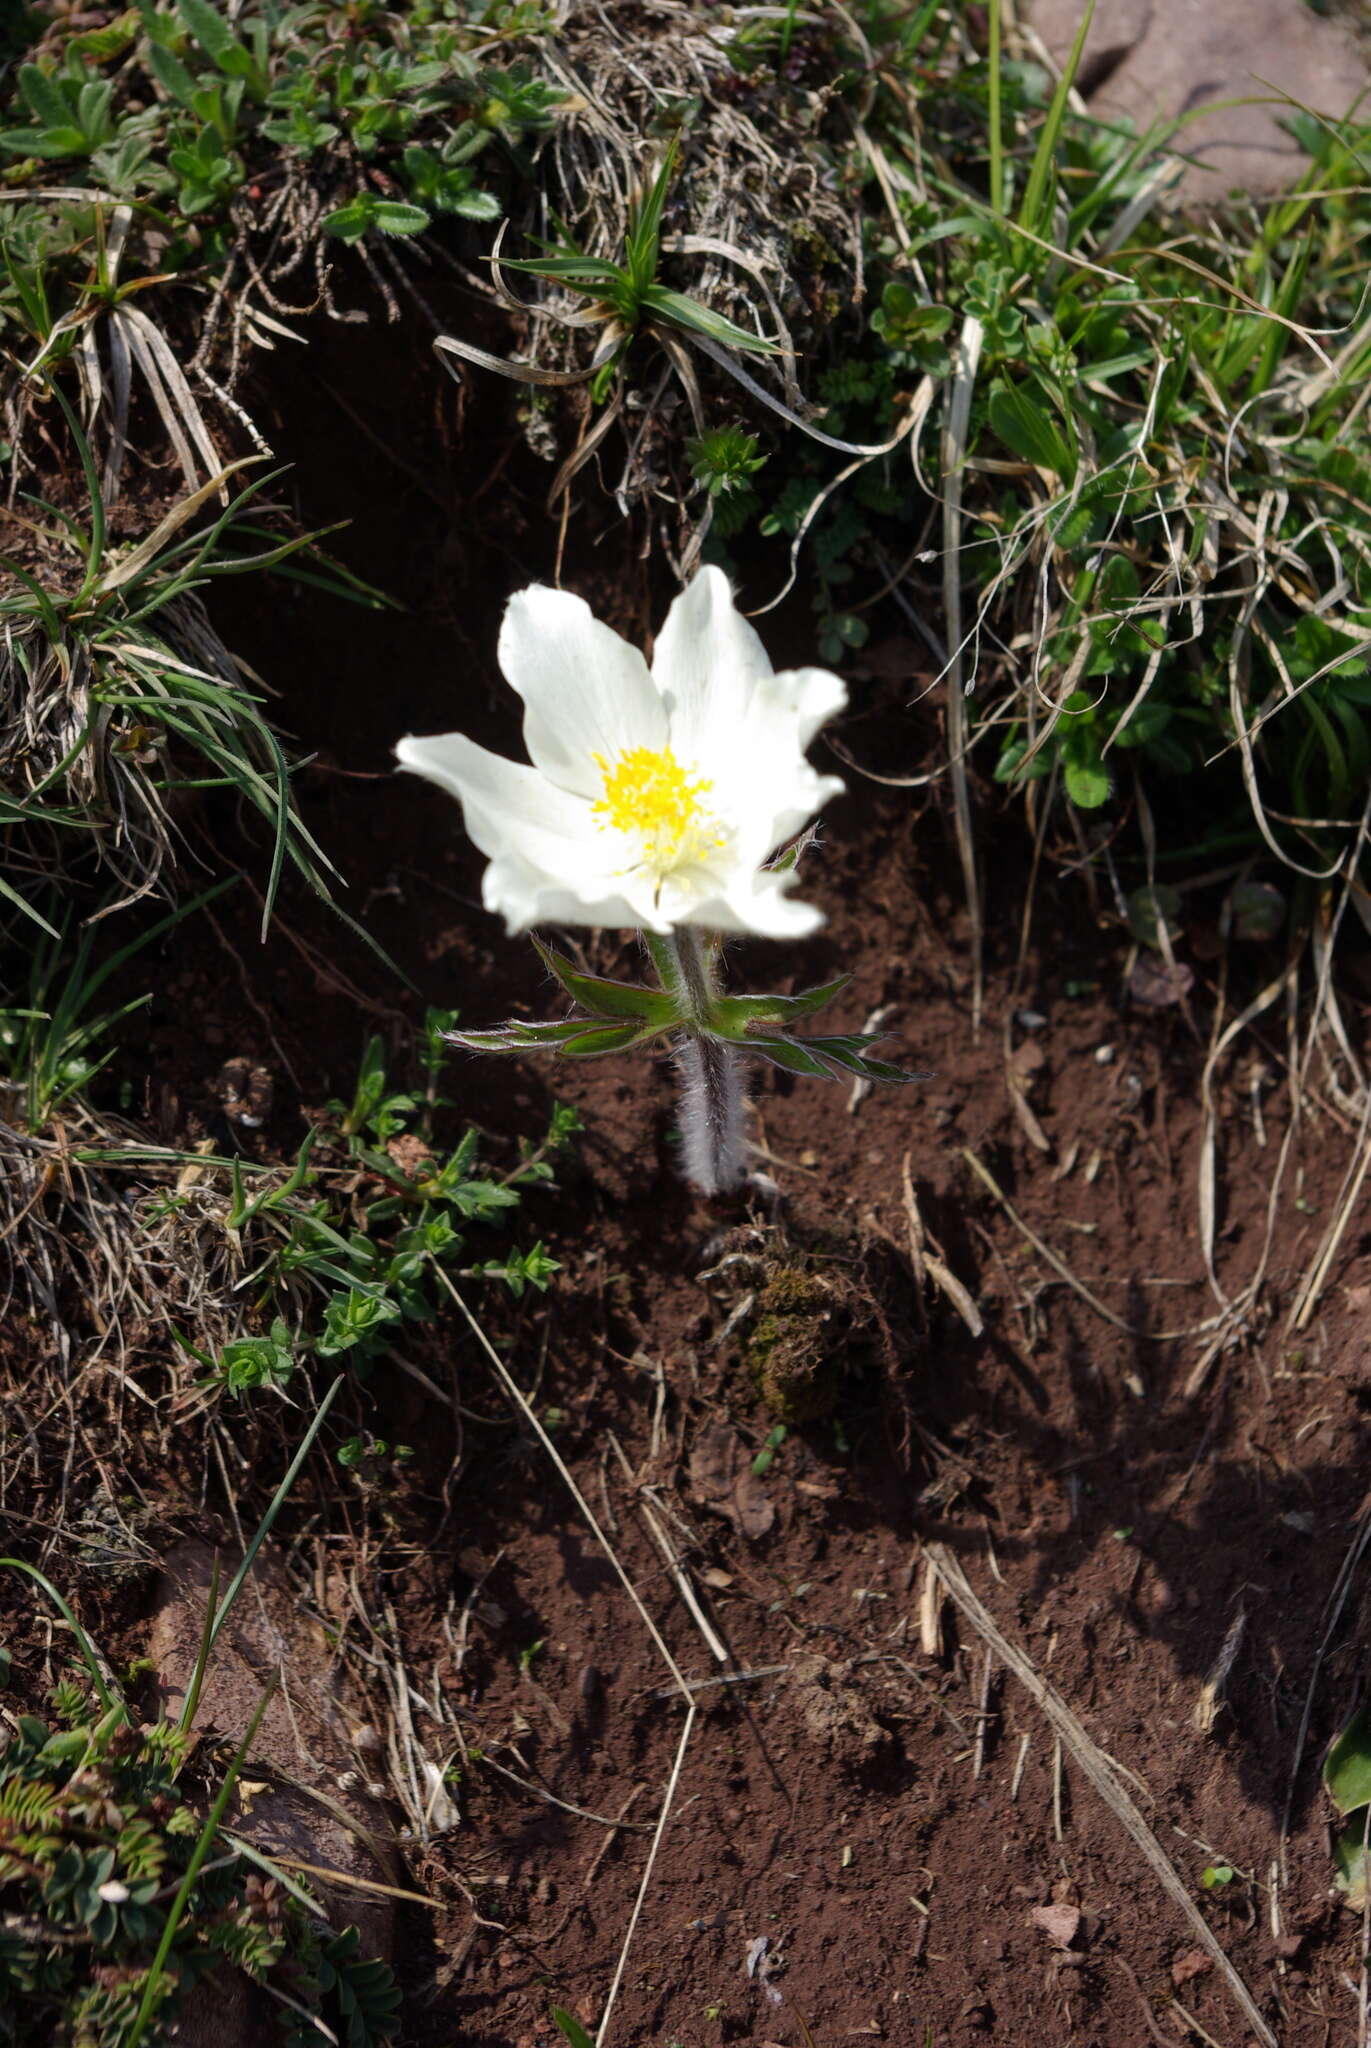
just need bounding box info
[651,929,747,1196]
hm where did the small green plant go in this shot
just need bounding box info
[0,885,225,1129]
[687,424,768,536]
[751,1423,787,1476]
[437,127,794,436]
[551,2010,595,2048]
[336,1434,413,1476]
[688,423,766,497]
[0,398,375,936]
[1324,1707,1371,1911]
[0,1562,401,2048]
[497,134,781,387]
[105,1022,575,1402]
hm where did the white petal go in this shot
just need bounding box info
[679,869,827,939]
[397,731,595,858]
[697,665,848,859]
[745,768,845,860]
[498,586,666,799]
[395,733,673,935]
[479,855,667,936]
[651,566,773,750]
[753,665,848,752]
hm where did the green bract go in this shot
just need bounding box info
[451,939,917,1090]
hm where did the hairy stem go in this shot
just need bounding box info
[651,929,747,1195]
[676,1030,746,1195]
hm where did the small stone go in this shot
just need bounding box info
[1030,0,1368,203]
[1030,1903,1082,1950]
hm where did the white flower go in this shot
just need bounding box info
[395,567,845,938]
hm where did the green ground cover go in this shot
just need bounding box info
[3,2,1371,2039]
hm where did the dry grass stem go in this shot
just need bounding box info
[607,1428,728,1663]
[902,1154,985,1337]
[436,1275,696,2048]
[961,1147,1225,1342]
[918,1555,946,1659]
[926,1544,1278,2048]
[940,314,986,1027]
[1192,1608,1247,1736]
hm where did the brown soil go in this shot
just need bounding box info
[6,309,1371,2048]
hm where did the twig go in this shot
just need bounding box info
[1192,1608,1247,1735]
[1289,1082,1371,1331]
[900,1155,985,1336]
[961,1148,1225,1342]
[479,1753,653,1833]
[972,1648,995,1779]
[435,1276,697,2048]
[1169,1997,1229,2048]
[918,1554,944,1658]
[256,1853,445,1908]
[925,1544,1277,2048]
[941,314,986,1026]
[1279,1503,1371,1878]
[1116,1956,1188,2048]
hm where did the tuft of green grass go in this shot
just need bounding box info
[0,397,380,937]
[701,0,1371,964]
[0,878,230,1129]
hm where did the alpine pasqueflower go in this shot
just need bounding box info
[395,567,845,937]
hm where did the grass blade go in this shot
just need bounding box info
[625,133,679,294]
[1018,0,1096,237]
[126,1678,277,2048]
[941,312,986,1025]
[988,0,1004,214]
[95,457,264,594]
[48,383,105,596]
[181,1372,344,1728]
[0,1558,121,1713]
[0,872,63,939]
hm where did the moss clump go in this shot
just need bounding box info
[745,1264,846,1422]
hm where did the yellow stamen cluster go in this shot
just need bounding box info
[592,745,724,887]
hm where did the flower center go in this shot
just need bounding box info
[591,745,725,890]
